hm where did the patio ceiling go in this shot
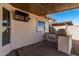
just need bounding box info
[10,3,79,16]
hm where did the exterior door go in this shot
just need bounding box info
[2,7,11,46]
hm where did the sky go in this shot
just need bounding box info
[48,8,79,25]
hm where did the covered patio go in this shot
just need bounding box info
[0,3,79,56]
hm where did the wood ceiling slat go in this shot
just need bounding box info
[28,4,47,15]
[10,3,79,16]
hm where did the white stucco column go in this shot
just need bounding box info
[58,35,72,54]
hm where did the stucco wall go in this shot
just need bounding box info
[0,3,49,55]
[11,12,49,49]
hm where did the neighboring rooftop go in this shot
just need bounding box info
[52,21,73,26]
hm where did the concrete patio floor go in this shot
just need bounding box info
[7,40,70,56]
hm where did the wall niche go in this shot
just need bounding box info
[14,10,30,22]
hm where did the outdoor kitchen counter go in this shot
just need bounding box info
[58,35,72,55]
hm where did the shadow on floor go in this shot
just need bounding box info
[7,40,69,56]
[71,40,79,55]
